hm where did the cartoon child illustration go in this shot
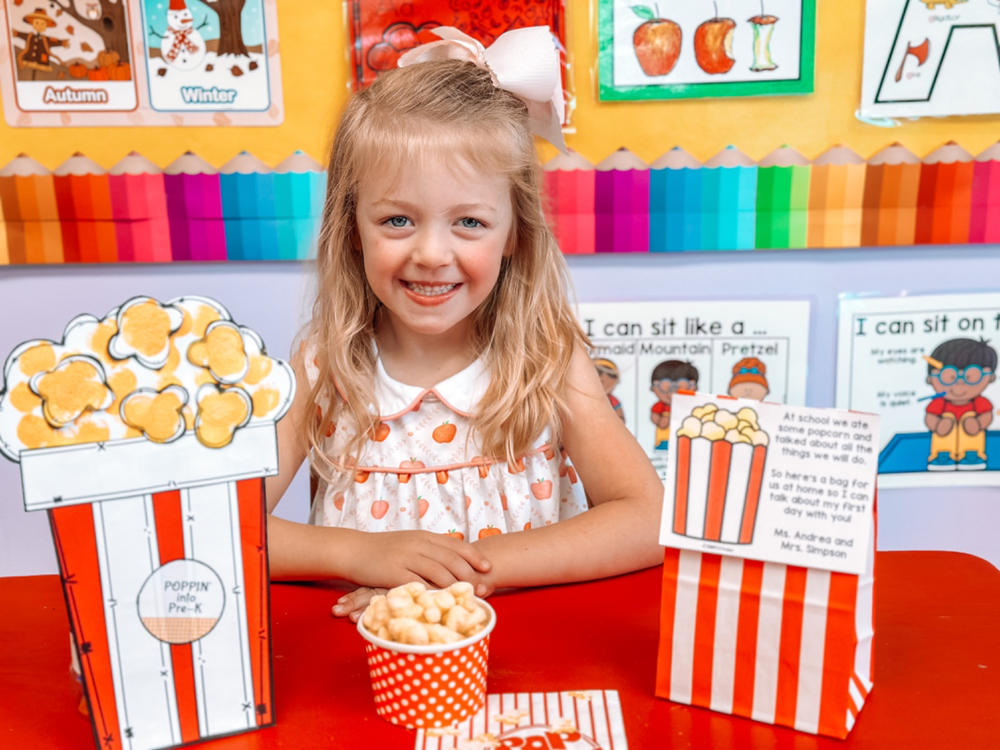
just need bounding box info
[593,357,625,422]
[650,360,698,450]
[13,8,67,80]
[923,338,996,471]
[727,357,769,401]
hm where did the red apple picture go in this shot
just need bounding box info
[694,6,737,75]
[631,5,682,77]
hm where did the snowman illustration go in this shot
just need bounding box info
[160,0,206,71]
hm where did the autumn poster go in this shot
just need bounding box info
[0,0,283,125]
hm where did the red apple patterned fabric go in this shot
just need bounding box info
[304,346,586,540]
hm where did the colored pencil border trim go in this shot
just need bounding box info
[1,143,997,264]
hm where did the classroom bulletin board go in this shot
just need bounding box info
[2,1,998,171]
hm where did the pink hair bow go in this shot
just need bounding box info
[396,26,567,152]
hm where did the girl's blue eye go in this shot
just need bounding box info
[386,216,409,228]
[459,217,483,229]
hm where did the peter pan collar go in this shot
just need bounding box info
[374,355,489,420]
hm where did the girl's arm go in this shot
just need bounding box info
[264,352,492,587]
[472,345,665,587]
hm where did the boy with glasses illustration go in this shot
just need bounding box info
[923,338,997,471]
[650,360,699,450]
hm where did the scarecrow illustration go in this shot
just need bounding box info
[13,7,67,78]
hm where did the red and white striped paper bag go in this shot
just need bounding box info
[657,394,878,738]
[656,545,874,738]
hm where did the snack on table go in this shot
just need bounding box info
[673,402,769,544]
[358,581,496,730]
[362,581,490,646]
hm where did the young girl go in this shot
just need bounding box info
[264,27,664,619]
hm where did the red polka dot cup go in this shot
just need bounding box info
[357,598,495,729]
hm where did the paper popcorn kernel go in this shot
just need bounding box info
[18,342,56,376]
[121,386,188,443]
[108,297,184,369]
[187,321,252,384]
[31,356,114,427]
[194,384,252,448]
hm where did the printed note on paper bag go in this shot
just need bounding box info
[661,393,878,575]
[0,295,294,750]
[656,393,878,738]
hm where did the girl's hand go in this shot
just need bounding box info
[345,530,493,595]
[332,586,386,621]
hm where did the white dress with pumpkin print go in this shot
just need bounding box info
[306,351,587,541]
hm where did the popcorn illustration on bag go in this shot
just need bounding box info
[671,402,769,544]
[0,295,294,750]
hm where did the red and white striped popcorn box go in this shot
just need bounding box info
[656,529,875,738]
[0,295,294,750]
[672,435,767,544]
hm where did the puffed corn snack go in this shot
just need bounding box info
[362,581,490,646]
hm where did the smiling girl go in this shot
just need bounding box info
[264,27,663,619]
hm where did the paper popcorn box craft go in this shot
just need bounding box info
[0,295,294,750]
[656,396,877,738]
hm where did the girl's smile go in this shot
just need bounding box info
[401,280,460,303]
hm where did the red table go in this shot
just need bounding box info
[2,551,997,748]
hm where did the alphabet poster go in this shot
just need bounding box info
[659,393,878,575]
[0,0,283,126]
[836,292,1000,488]
[860,0,1000,118]
[577,300,810,479]
[597,0,815,100]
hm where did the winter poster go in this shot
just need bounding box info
[598,0,815,100]
[0,0,283,125]
[860,0,1000,119]
[837,292,1000,489]
[140,0,274,113]
[659,392,878,575]
[1,0,139,115]
[577,300,810,479]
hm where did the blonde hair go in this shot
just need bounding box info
[305,59,587,480]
